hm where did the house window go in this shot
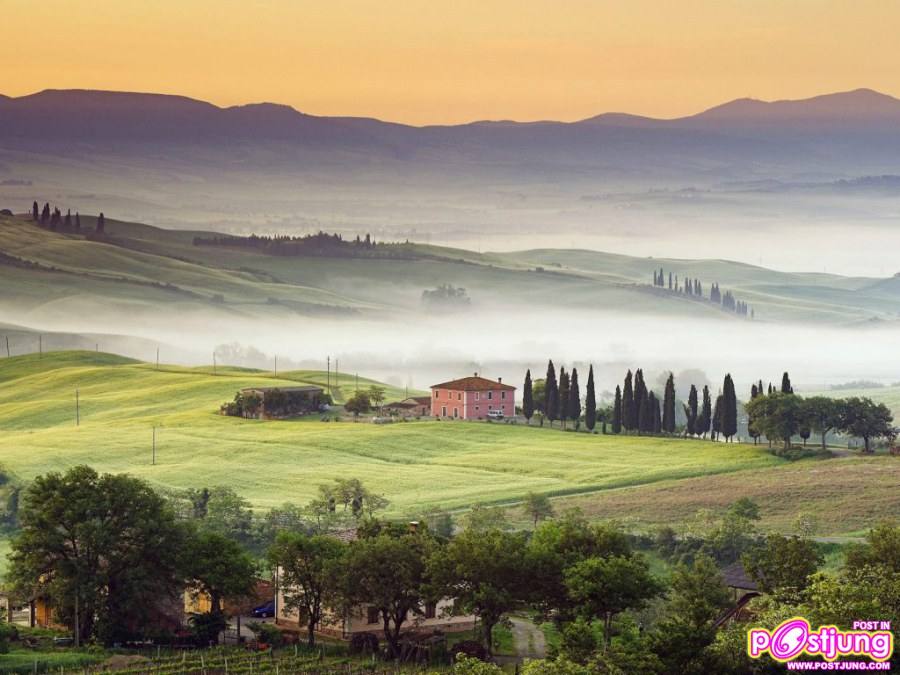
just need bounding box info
[367,606,380,624]
[441,406,447,417]
[457,392,462,401]
[453,407,459,418]
[475,392,480,400]
[487,391,493,400]
[501,391,506,400]
[434,391,438,398]
[424,602,437,619]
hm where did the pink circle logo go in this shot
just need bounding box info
[771,619,810,660]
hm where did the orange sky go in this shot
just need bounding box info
[4,0,898,125]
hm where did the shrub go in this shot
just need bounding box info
[349,631,380,654]
[248,621,284,647]
[451,640,488,661]
[451,654,502,675]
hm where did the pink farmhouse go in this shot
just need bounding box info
[430,374,516,420]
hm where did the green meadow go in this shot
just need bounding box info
[0,351,789,516]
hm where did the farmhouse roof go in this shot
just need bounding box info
[721,561,759,591]
[431,374,516,392]
[240,385,323,395]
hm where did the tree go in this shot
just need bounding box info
[662,373,676,433]
[803,396,841,451]
[685,385,698,436]
[64,209,72,228]
[633,369,647,431]
[650,555,731,674]
[747,383,762,444]
[201,486,255,548]
[268,532,345,647]
[96,212,105,233]
[711,394,724,441]
[463,504,510,532]
[31,201,38,221]
[721,374,737,442]
[838,396,894,453]
[622,370,635,431]
[546,361,559,428]
[367,385,386,414]
[523,369,534,424]
[8,466,185,646]
[744,392,804,451]
[339,531,433,659]
[183,530,256,637]
[522,492,555,527]
[558,368,570,430]
[845,521,900,573]
[344,390,371,419]
[429,528,529,658]
[781,372,793,394]
[41,202,50,224]
[312,478,389,521]
[584,366,596,431]
[612,386,622,434]
[74,212,81,230]
[742,534,822,599]
[568,368,581,430]
[565,554,662,650]
[696,385,712,439]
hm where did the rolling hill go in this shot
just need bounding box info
[2,212,899,334]
[0,351,895,540]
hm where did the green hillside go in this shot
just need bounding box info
[0,351,787,515]
[3,213,900,325]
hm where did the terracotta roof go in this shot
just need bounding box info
[409,396,432,405]
[430,375,516,391]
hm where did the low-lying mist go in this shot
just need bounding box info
[7,303,900,398]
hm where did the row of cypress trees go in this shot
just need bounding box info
[522,361,600,431]
[31,200,105,233]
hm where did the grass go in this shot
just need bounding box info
[0,351,787,517]
[0,647,104,673]
[540,455,900,537]
[2,214,899,325]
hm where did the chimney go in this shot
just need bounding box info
[474,372,478,377]
[498,377,502,384]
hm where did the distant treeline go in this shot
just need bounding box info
[29,200,106,234]
[193,230,422,259]
[652,267,751,317]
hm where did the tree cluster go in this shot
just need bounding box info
[522,361,591,431]
[651,267,753,318]
[29,200,100,233]
[193,231,417,259]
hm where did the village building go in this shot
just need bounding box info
[274,527,475,639]
[383,396,432,417]
[430,374,515,420]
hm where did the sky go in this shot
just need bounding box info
[3,0,900,125]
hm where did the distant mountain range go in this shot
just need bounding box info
[2,87,899,243]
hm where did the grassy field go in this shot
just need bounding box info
[0,351,788,517]
[2,213,898,326]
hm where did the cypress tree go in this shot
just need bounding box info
[633,369,647,430]
[545,360,558,428]
[712,394,724,441]
[623,370,634,431]
[32,201,39,221]
[652,393,662,433]
[523,369,534,425]
[41,202,50,224]
[722,374,738,442]
[686,385,698,436]
[697,385,712,439]
[748,383,761,444]
[584,365,596,431]
[64,209,72,229]
[612,385,622,434]
[568,368,581,430]
[97,212,106,234]
[781,372,793,394]
[662,373,676,433]
[558,368,570,430]
[75,212,81,230]
[639,392,653,434]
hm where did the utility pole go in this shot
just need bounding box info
[327,356,331,390]
[274,355,277,378]
[156,347,159,370]
[5,336,9,358]
[75,389,80,427]
[152,427,156,465]
[38,335,42,358]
